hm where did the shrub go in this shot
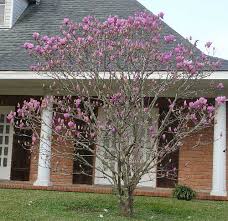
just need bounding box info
[173,185,196,201]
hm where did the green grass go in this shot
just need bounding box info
[0,189,227,221]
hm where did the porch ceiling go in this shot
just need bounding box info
[0,79,50,95]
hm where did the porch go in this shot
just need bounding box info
[0,94,227,198]
[0,74,227,198]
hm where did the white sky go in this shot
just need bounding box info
[137,0,228,60]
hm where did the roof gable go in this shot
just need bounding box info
[0,0,227,71]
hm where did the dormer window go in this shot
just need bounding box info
[0,0,5,26]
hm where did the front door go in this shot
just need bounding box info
[0,107,14,180]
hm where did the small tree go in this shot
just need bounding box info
[8,12,225,217]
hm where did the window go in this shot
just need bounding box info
[0,0,5,26]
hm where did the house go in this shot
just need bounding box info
[1,0,228,198]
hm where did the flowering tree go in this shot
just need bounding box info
[8,12,225,216]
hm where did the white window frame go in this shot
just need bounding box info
[0,0,6,27]
[0,106,14,180]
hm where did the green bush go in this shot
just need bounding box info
[173,185,196,201]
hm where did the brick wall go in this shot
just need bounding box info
[179,118,228,192]
[178,127,214,191]
[51,140,74,185]
[26,99,228,193]
[29,121,226,192]
[29,139,75,185]
[29,126,217,190]
[29,146,39,182]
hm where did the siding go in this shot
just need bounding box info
[12,0,28,26]
[0,0,28,28]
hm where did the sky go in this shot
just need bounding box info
[137,0,228,60]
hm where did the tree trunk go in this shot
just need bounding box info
[119,191,134,217]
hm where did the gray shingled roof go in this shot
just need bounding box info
[0,0,227,71]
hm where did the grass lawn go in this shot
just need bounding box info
[0,189,227,221]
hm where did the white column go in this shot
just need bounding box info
[138,108,159,188]
[211,102,227,196]
[34,96,53,186]
[94,107,113,185]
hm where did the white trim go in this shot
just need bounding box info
[0,71,228,80]
[10,0,13,28]
[0,71,50,80]
[0,0,6,27]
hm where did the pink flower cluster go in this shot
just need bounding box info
[188,97,208,109]
[110,92,124,105]
[215,96,226,105]
[22,11,219,76]
[164,34,176,43]
[187,97,216,115]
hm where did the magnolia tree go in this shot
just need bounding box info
[8,12,225,216]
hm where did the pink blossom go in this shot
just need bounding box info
[162,52,172,62]
[110,92,123,105]
[184,100,187,107]
[158,12,164,19]
[68,121,75,128]
[111,127,117,134]
[144,108,149,112]
[169,103,174,110]
[176,56,184,63]
[90,132,96,138]
[83,24,89,31]
[41,35,49,42]
[188,97,208,109]
[215,96,226,105]
[23,42,34,49]
[32,134,37,144]
[164,34,176,43]
[190,113,197,121]
[63,18,70,25]
[55,125,62,132]
[64,113,70,118]
[96,50,103,57]
[7,111,16,120]
[33,32,40,40]
[217,83,224,90]
[19,122,24,129]
[41,99,47,108]
[198,97,207,105]
[87,36,93,42]
[75,99,81,108]
[59,38,67,45]
[162,134,166,140]
[66,33,71,39]
[207,106,215,113]
[205,41,212,48]
[107,16,118,25]
[7,111,15,122]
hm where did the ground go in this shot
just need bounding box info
[0,189,227,221]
